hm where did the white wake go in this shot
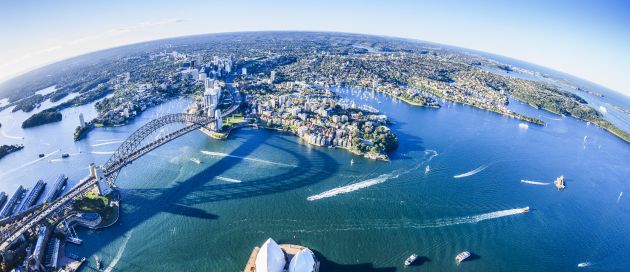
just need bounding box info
[216,176,242,183]
[308,172,398,201]
[308,150,438,201]
[201,150,297,167]
[92,151,115,155]
[521,180,550,186]
[103,230,133,272]
[454,164,489,178]
[91,140,124,147]
[0,149,59,178]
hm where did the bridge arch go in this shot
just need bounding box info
[102,113,216,186]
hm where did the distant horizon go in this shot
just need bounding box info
[2,30,629,100]
[1,0,628,97]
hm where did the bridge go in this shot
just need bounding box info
[0,84,241,252]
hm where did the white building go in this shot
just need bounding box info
[288,248,317,272]
[79,113,85,128]
[255,238,286,272]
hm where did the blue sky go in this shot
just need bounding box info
[1,0,629,96]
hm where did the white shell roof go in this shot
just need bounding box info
[255,238,286,272]
[288,248,316,272]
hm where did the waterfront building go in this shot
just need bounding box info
[79,113,85,128]
[16,180,46,213]
[288,248,317,272]
[254,238,286,272]
[45,174,67,203]
[245,238,319,272]
[0,192,7,213]
[0,186,25,218]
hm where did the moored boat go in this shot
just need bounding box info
[455,251,471,265]
[61,153,70,158]
[404,253,418,266]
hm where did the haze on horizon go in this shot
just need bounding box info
[1,0,629,97]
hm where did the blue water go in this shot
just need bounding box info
[1,86,629,271]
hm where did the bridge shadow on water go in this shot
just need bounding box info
[73,129,345,269]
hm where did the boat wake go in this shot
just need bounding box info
[520,180,550,186]
[0,150,59,178]
[201,150,297,167]
[453,164,489,179]
[91,151,115,155]
[308,150,438,201]
[308,172,399,201]
[91,140,124,147]
[103,230,133,272]
[287,207,530,232]
[216,176,242,183]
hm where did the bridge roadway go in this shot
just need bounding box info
[0,84,241,252]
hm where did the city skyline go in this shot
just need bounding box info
[1,0,629,97]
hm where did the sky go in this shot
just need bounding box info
[1,0,629,96]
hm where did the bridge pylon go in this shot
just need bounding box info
[90,163,112,196]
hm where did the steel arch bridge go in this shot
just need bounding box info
[102,113,216,185]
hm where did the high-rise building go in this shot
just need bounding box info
[79,113,85,128]
[270,71,276,83]
[215,109,222,130]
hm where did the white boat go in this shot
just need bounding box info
[350,159,355,165]
[424,165,431,174]
[455,251,471,265]
[577,262,591,268]
[190,158,201,164]
[404,254,418,266]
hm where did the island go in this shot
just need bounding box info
[0,144,24,161]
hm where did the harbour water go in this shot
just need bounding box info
[1,85,630,271]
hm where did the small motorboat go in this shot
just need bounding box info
[350,159,355,165]
[38,153,45,158]
[455,251,471,265]
[424,165,431,174]
[61,153,70,158]
[404,253,418,266]
[522,206,530,213]
[190,158,201,164]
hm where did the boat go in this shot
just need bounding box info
[350,159,355,165]
[61,153,70,158]
[190,158,201,164]
[38,153,45,158]
[554,175,566,190]
[577,262,591,268]
[94,255,101,270]
[424,165,431,174]
[521,206,530,213]
[455,251,471,265]
[404,254,418,266]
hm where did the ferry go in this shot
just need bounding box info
[455,251,471,265]
[61,153,70,158]
[404,254,418,266]
[554,175,566,190]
